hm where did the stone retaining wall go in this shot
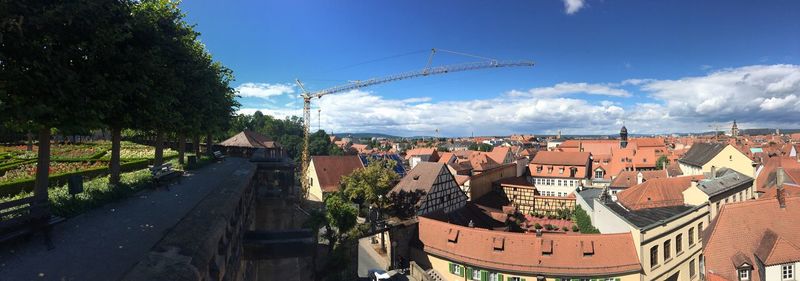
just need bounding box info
[122,164,257,281]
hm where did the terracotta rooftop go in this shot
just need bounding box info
[755,156,800,192]
[310,155,364,192]
[704,196,800,281]
[616,176,701,210]
[609,170,668,189]
[531,151,591,166]
[218,130,279,149]
[390,162,449,194]
[418,216,642,276]
[404,148,439,161]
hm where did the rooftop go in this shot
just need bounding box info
[603,201,697,228]
[418,215,642,276]
[678,142,727,167]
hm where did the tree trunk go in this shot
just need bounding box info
[193,135,201,155]
[109,127,122,186]
[34,128,51,204]
[154,131,165,166]
[26,131,33,151]
[177,133,185,165]
[205,133,213,157]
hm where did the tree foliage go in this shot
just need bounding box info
[0,0,238,198]
[655,155,670,170]
[341,159,400,207]
[227,112,341,160]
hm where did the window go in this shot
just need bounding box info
[664,240,671,260]
[449,263,463,276]
[548,167,553,173]
[676,234,683,254]
[471,269,481,281]
[537,166,542,173]
[558,180,562,186]
[783,264,795,280]
[489,273,502,281]
[650,245,659,268]
[509,278,522,281]
[559,167,564,174]
[595,170,604,179]
[739,269,750,280]
[689,227,695,246]
[698,223,703,242]
[690,259,696,278]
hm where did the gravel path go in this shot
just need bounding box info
[0,157,253,281]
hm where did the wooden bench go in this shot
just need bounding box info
[149,163,183,188]
[213,151,226,162]
[0,197,64,249]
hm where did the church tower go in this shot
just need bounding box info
[731,120,739,138]
[620,125,629,149]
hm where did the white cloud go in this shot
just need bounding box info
[523,82,631,97]
[640,64,800,124]
[235,83,294,99]
[562,0,586,14]
[236,64,800,136]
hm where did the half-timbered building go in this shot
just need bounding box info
[389,162,467,217]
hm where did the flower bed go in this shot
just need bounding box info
[0,161,106,184]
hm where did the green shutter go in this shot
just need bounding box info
[467,267,473,279]
[481,270,488,281]
[449,263,455,274]
[498,274,504,281]
[615,279,620,281]
[521,279,527,281]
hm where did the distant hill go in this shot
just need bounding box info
[332,132,401,139]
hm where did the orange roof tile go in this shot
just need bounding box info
[311,155,364,192]
[616,176,701,210]
[418,216,642,276]
[704,196,800,281]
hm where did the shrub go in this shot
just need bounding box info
[534,223,542,229]
[562,226,569,231]
[572,225,579,232]
[573,205,600,234]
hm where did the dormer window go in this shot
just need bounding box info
[739,269,750,280]
[559,168,564,174]
[536,166,543,173]
[548,167,553,174]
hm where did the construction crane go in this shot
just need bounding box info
[295,48,534,198]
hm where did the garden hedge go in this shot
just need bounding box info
[0,159,151,197]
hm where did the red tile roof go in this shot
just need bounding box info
[705,196,800,281]
[616,176,701,210]
[418,216,642,276]
[531,151,591,166]
[219,130,279,149]
[311,155,364,192]
[609,170,668,189]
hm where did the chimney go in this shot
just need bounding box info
[535,229,542,237]
[637,172,644,185]
[777,167,786,209]
[710,166,716,179]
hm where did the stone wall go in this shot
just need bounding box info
[122,164,257,281]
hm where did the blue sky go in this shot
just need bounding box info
[180,0,800,136]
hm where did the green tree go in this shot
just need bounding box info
[468,143,494,152]
[655,155,670,170]
[341,159,399,208]
[1,0,128,204]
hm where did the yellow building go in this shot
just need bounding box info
[305,155,363,201]
[678,143,754,178]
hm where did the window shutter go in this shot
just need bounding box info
[458,266,465,277]
[481,270,488,281]
[449,263,455,274]
[498,274,504,281]
[521,278,527,281]
[467,267,473,279]
[615,279,621,281]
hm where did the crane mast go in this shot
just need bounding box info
[296,49,534,199]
